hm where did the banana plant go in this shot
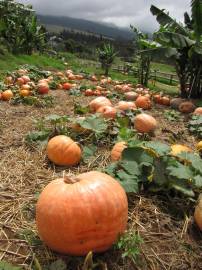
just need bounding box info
[97,43,117,76]
[0,0,47,55]
[139,0,202,98]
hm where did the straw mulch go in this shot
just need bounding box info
[0,90,202,270]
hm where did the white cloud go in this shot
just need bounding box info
[18,0,191,32]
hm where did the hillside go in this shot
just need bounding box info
[37,14,134,40]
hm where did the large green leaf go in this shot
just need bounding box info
[191,0,202,40]
[143,141,171,157]
[150,5,188,36]
[154,31,195,49]
[0,261,22,270]
[122,147,153,164]
[142,47,178,61]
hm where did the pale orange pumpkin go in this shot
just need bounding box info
[116,101,136,111]
[2,90,14,101]
[134,113,157,133]
[4,76,13,85]
[170,144,192,156]
[47,135,81,166]
[111,141,127,161]
[194,195,202,231]
[193,107,202,115]
[161,96,170,106]
[135,96,151,110]
[124,92,138,101]
[21,84,31,91]
[89,97,112,112]
[16,77,25,86]
[97,105,117,119]
[179,101,195,113]
[36,171,128,255]
[21,75,30,84]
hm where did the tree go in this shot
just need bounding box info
[97,43,117,76]
[0,0,47,54]
[140,1,202,98]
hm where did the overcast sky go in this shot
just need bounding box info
[18,0,190,32]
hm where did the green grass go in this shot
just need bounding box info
[151,62,176,73]
[0,53,65,78]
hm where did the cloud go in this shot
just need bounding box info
[18,0,190,32]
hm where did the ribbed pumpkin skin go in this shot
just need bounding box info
[36,171,128,255]
[134,113,157,133]
[47,135,81,166]
[170,144,192,156]
[111,141,127,161]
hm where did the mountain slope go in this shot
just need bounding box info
[37,15,133,40]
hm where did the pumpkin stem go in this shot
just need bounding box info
[63,176,79,184]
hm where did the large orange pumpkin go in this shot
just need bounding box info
[36,171,128,255]
[97,105,117,119]
[111,141,127,161]
[116,101,136,111]
[89,97,112,112]
[134,113,157,133]
[135,96,151,110]
[47,135,81,166]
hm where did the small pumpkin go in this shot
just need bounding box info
[193,107,202,115]
[2,90,14,101]
[89,97,112,112]
[196,141,202,152]
[97,105,117,119]
[21,84,31,91]
[111,141,127,161]
[20,89,30,97]
[135,96,151,110]
[124,92,138,101]
[194,194,202,230]
[63,82,72,90]
[47,135,81,166]
[5,76,13,85]
[36,171,128,255]
[116,101,136,111]
[38,83,49,94]
[153,94,162,104]
[161,96,170,106]
[21,75,30,84]
[170,144,192,156]
[179,101,195,113]
[91,75,98,81]
[134,113,157,133]
[85,89,94,96]
[16,77,25,86]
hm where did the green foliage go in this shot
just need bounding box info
[116,232,143,262]
[0,261,22,270]
[105,140,202,197]
[164,110,181,121]
[0,0,47,54]
[82,144,97,163]
[97,43,117,76]
[188,115,202,138]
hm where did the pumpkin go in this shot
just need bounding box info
[122,85,131,93]
[89,97,112,112]
[111,141,127,161]
[36,171,128,255]
[124,92,138,101]
[47,135,81,166]
[75,75,83,80]
[135,96,151,110]
[116,101,136,111]
[170,98,184,110]
[170,144,192,156]
[17,69,28,75]
[63,82,72,90]
[194,194,202,230]
[20,89,30,97]
[38,83,49,94]
[97,105,117,119]
[196,141,202,152]
[5,76,13,85]
[161,96,170,106]
[21,75,30,84]
[193,107,202,115]
[71,117,89,133]
[21,84,31,91]
[2,90,14,101]
[91,75,98,81]
[16,77,25,86]
[178,101,195,113]
[56,71,64,77]
[94,90,102,96]
[153,94,162,104]
[68,74,76,80]
[85,89,94,96]
[134,113,157,133]
[114,85,123,92]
